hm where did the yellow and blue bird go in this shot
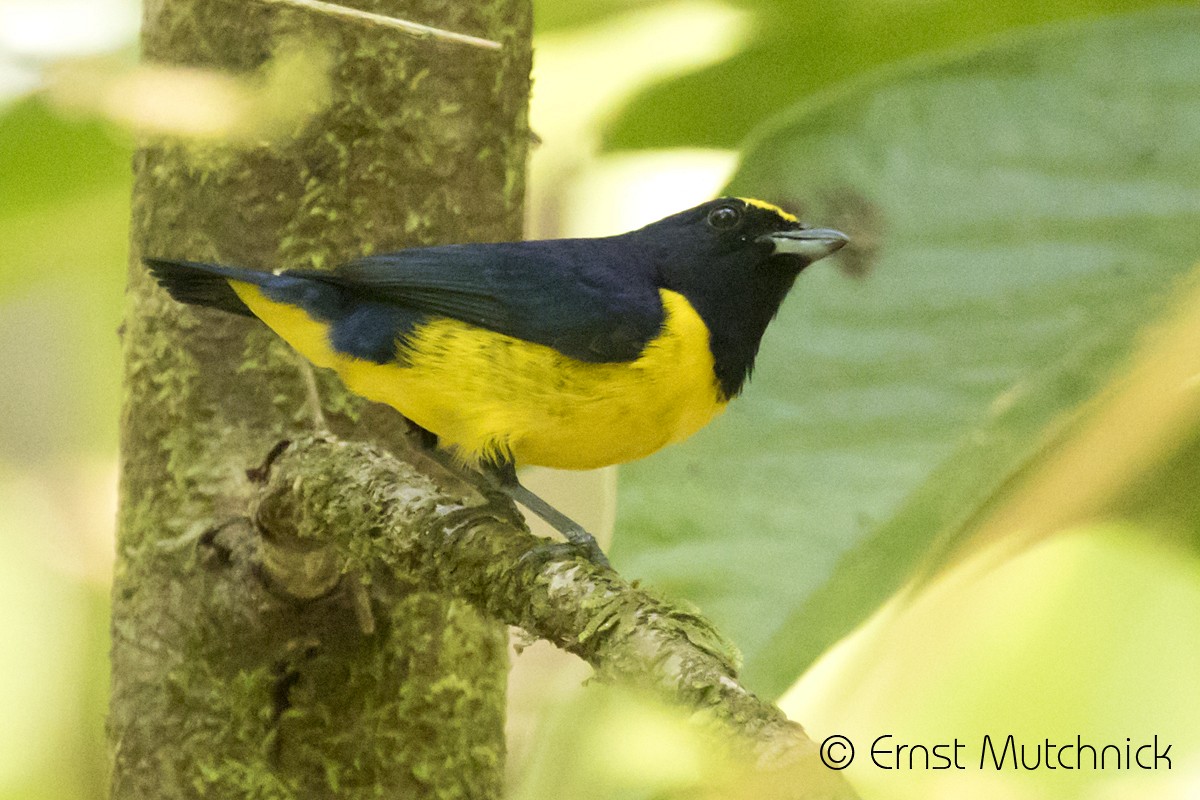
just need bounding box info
[147,197,847,565]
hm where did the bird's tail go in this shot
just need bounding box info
[144,258,271,318]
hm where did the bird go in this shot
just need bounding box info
[146,197,848,567]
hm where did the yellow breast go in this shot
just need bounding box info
[232,283,727,470]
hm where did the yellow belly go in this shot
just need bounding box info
[231,282,727,469]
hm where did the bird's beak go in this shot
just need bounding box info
[760,228,849,262]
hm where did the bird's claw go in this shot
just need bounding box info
[518,538,611,570]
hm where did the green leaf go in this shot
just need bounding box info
[602,0,1174,152]
[531,0,760,34]
[613,7,1200,697]
[0,98,130,219]
[0,98,131,460]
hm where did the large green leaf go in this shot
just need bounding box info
[602,0,1174,152]
[613,7,1200,697]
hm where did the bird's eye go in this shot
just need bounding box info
[706,205,742,230]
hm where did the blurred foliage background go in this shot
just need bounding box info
[2,0,1198,798]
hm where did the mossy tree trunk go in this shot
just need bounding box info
[110,1,531,797]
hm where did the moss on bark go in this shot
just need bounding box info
[111,1,531,797]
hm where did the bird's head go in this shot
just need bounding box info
[635,196,848,397]
[641,196,846,308]
[646,196,846,271]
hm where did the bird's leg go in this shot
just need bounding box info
[484,460,612,569]
[405,429,611,568]
[407,419,440,451]
[293,355,330,433]
[401,422,513,508]
[403,422,487,491]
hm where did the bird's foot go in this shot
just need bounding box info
[483,460,612,570]
[542,524,611,569]
[517,540,604,570]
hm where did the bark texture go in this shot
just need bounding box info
[111,1,531,797]
[252,435,858,800]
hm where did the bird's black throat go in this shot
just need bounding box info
[681,257,806,401]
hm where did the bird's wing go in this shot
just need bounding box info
[290,239,666,363]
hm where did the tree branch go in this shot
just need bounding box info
[253,435,859,799]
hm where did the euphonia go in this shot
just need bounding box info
[147,197,847,566]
